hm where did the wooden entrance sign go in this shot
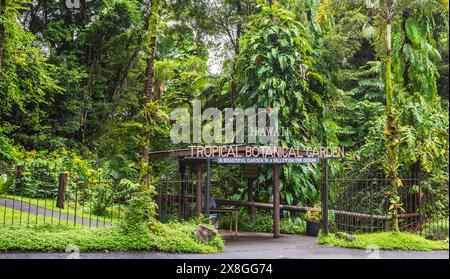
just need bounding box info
[243,164,259,178]
[150,146,345,238]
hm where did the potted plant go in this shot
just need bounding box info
[306,209,322,236]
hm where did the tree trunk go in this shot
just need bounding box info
[80,0,88,24]
[385,20,400,232]
[142,0,161,187]
[111,33,142,103]
[401,9,411,92]
[0,0,6,69]
[231,0,242,109]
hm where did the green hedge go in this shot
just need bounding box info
[0,223,224,253]
[318,232,449,251]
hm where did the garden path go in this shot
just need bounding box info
[0,232,448,259]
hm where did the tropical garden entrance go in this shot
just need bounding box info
[149,146,448,240]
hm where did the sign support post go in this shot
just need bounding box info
[205,159,211,217]
[178,162,186,221]
[322,159,329,235]
[195,164,203,216]
[247,178,256,220]
[273,164,280,238]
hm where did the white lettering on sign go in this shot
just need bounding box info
[216,157,321,164]
[189,145,345,159]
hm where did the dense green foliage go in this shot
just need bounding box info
[0,223,224,253]
[0,0,448,240]
[238,2,324,206]
[319,232,448,251]
[121,189,158,233]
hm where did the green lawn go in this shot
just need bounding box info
[0,194,124,224]
[0,205,86,228]
[0,223,224,253]
[319,232,449,251]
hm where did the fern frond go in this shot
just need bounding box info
[405,18,422,46]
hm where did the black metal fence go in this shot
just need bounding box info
[0,164,131,227]
[0,162,197,228]
[153,165,449,239]
[155,171,197,223]
[330,171,449,238]
[2,161,448,240]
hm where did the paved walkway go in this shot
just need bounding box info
[0,198,111,227]
[0,232,448,259]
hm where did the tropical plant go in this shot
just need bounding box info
[306,209,322,222]
[238,1,324,206]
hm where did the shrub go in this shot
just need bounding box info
[319,232,449,251]
[281,217,306,234]
[91,187,113,216]
[153,222,224,253]
[0,225,155,252]
[422,220,449,240]
[0,174,9,194]
[121,189,158,234]
[0,135,18,172]
[0,222,224,253]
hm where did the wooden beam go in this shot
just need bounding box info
[205,159,211,216]
[178,162,186,221]
[215,198,309,212]
[247,178,256,220]
[273,164,280,238]
[195,164,203,216]
[322,159,329,235]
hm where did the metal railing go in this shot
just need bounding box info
[0,164,131,227]
[330,171,449,238]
